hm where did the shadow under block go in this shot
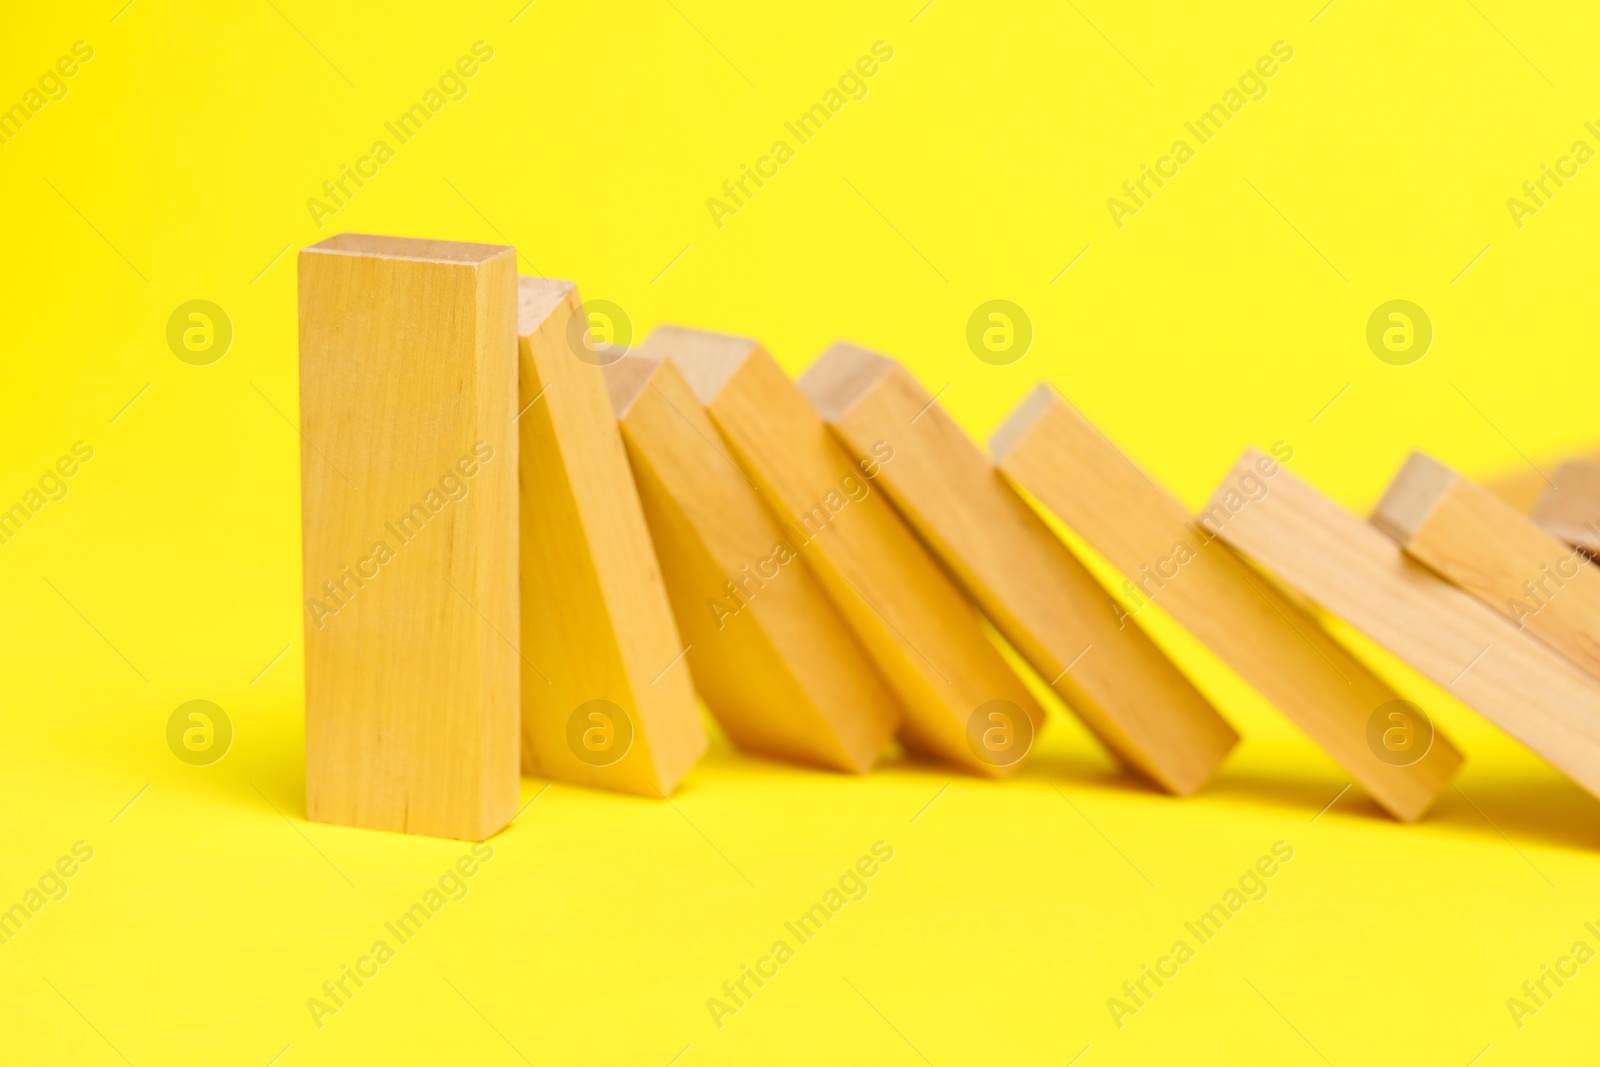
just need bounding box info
[991,388,1462,821]
[1199,449,1600,802]
[1375,452,1600,684]
[604,350,900,772]
[1533,461,1600,555]
[656,326,1043,777]
[299,234,520,841]
[802,346,1235,795]
[515,279,705,797]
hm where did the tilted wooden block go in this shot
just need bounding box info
[657,326,1044,776]
[1374,452,1600,684]
[802,346,1235,795]
[604,347,900,772]
[299,234,520,840]
[1199,449,1600,801]
[992,388,1463,820]
[516,280,705,796]
[1532,461,1600,555]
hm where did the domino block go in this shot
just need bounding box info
[516,279,705,796]
[802,345,1236,795]
[299,234,519,841]
[657,326,1044,777]
[604,348,900,772]
[1532,461,1600,555]
[992,387,1462,820]
[1374,452,1600,683]
[1199,449,1600,801]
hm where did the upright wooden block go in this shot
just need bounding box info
[1199,449,1600,801]
[657,327,1044,777]
[802,346,1235,795]
[1374,452,1600,683]
[516,280,705,796]
[605,348,900,772]
[992,388,1462,820]
[1533,461,1600,555]
[299,234,519,841]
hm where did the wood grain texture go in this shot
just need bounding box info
[516,280,705,797]
[1198,448,1600,801]
[803,346,1235,795]
[605,347,900,772]
[1532,461,1600,555]
[1375,452,1600,683]
[299,233,519,841]
[992,387,1462,820]
[657,326,1043,777]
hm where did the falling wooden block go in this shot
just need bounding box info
[1374,452,1600,684]
[299,234,519,841]
[516,279,705,796]
[802,346,1235,795]
[657,326,1043,776]
[1532,461,1600,555]
[992,387,1463,820]
[1199,449,1600,801]
[604,348,900,772]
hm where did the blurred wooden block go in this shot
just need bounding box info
[659,326,1043,776]
[604,347,900,772]
[1375,452,1600,683]
[516,280,705,796]
[992,388,1462,820]
[1533,461,1600,555]
[299,234,519,841]
[1200,449,1600,801]
[1486,450,1600,513]
[803,346,1235,795]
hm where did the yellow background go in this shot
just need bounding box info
[2,0,1598,1063]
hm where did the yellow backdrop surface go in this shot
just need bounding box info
[2,1,1598,1063]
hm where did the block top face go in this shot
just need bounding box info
[602,351,661,418]
[1371,452,1455,542]
[304,232,514,266]
[516,276,578,336]
[797,343,895,421]
[988,382,1059,461]
[640,325,765,405]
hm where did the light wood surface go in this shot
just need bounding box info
[299,233,520,841]
[803,346,1235,795]
[1532,461,1600,555]
[992,387,1463,820]
[658,326,1043,777]
[605,347,900,772]
[516,280,705,797]
[1198,448,1600,801]
[1375,452,1600,683]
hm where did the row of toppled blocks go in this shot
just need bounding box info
[297,233,1600,841]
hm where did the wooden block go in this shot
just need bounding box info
[604,348,900,772]
[1374,452,1600,683]
[991,387,1462,820]
[1486,449,1600,513]
[656,326,1043,776]
[1197,448,1600,801]
[516,280,705,796]
[802,346,1235,795]
[1532,461,1600,555]
[299,234,519,841]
